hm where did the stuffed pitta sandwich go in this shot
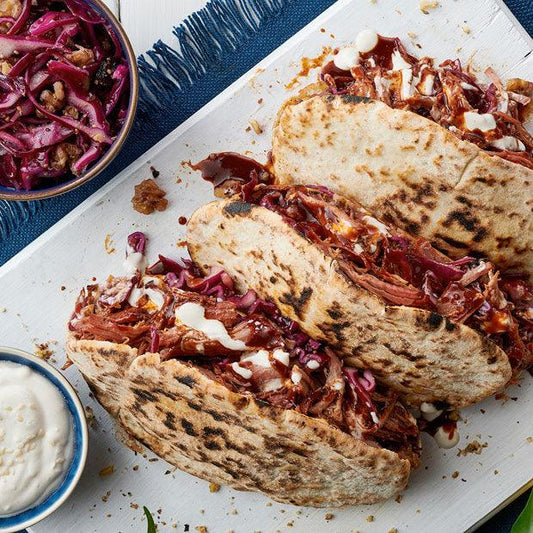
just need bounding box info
[271,33,533,278]
[66,233,421,507]
[188,155,531,409]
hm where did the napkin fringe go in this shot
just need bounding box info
[137,0,288,112]
[0,199,41,242]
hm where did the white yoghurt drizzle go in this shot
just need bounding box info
[362,215,391,236]
[463,111,497,132]
[127,276,166,310]
[234,349,291,392]
[333,29,378,70]
[0,362,74,517]
[175,302,246,351]
[123,242,146,275]
[434,425,460,449]
[420,402,460,449]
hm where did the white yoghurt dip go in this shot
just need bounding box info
[0,361,74,517]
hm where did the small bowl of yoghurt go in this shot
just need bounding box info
[0,346,88,533]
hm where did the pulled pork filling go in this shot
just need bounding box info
[196,153,533,375]
[69,238,421,466]
[321,34,533,169]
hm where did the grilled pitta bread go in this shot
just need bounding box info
[187,200,512,408]
[272,90,533,279]
[67,336,413,506]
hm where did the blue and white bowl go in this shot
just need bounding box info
[0,347,88,533]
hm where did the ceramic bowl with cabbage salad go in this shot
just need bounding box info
[0,0,138,199]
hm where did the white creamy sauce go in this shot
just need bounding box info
[333,29,379,71]
[491,136,526,151]
[175,302,246,351]
[272,349,290,366]
[128,286,165,310]
[240,349,272,368]
[237,351,286,392]
[434,425,460,449]
[123,248,146,276]
[353,243,364,254]
[231,362,252,380]
[262,378,283,393]
[355,29,378,53]
[362,215,391,236]
[0,362,74,517]
[463,111,496,132]
[420,402,443,422]
[306,360,320,370]
[333,46,359,71]
[291,367,303,384]
[391,49,411,71]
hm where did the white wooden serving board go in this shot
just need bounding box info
[0,1,532,531]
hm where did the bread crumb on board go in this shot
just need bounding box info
[104,233,115,254]
[249,119,263,135]
[366,515,374,522]
[34,342,55,361]
[457,440,488,456]
[419,0,439,14]
[99,465,114,478]
[209,482,220,493]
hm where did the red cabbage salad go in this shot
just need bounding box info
[0,0,130,190]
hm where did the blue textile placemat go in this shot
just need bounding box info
[2,0,531,531]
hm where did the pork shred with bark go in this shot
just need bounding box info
[321,34,533,169]
[69,249,420,465]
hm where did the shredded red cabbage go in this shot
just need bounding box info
[127,231,146,254]
[0,0,130,191]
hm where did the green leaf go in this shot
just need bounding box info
[143,506,157,533]
[511,490,533,533]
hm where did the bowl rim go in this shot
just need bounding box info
[0,0,139,201]
[0,346,89,533]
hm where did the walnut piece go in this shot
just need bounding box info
[40,82,66,113]
[132,179,168,215]
[51,143,82,171]
[66,46,95,67]
[0,0,21,18]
